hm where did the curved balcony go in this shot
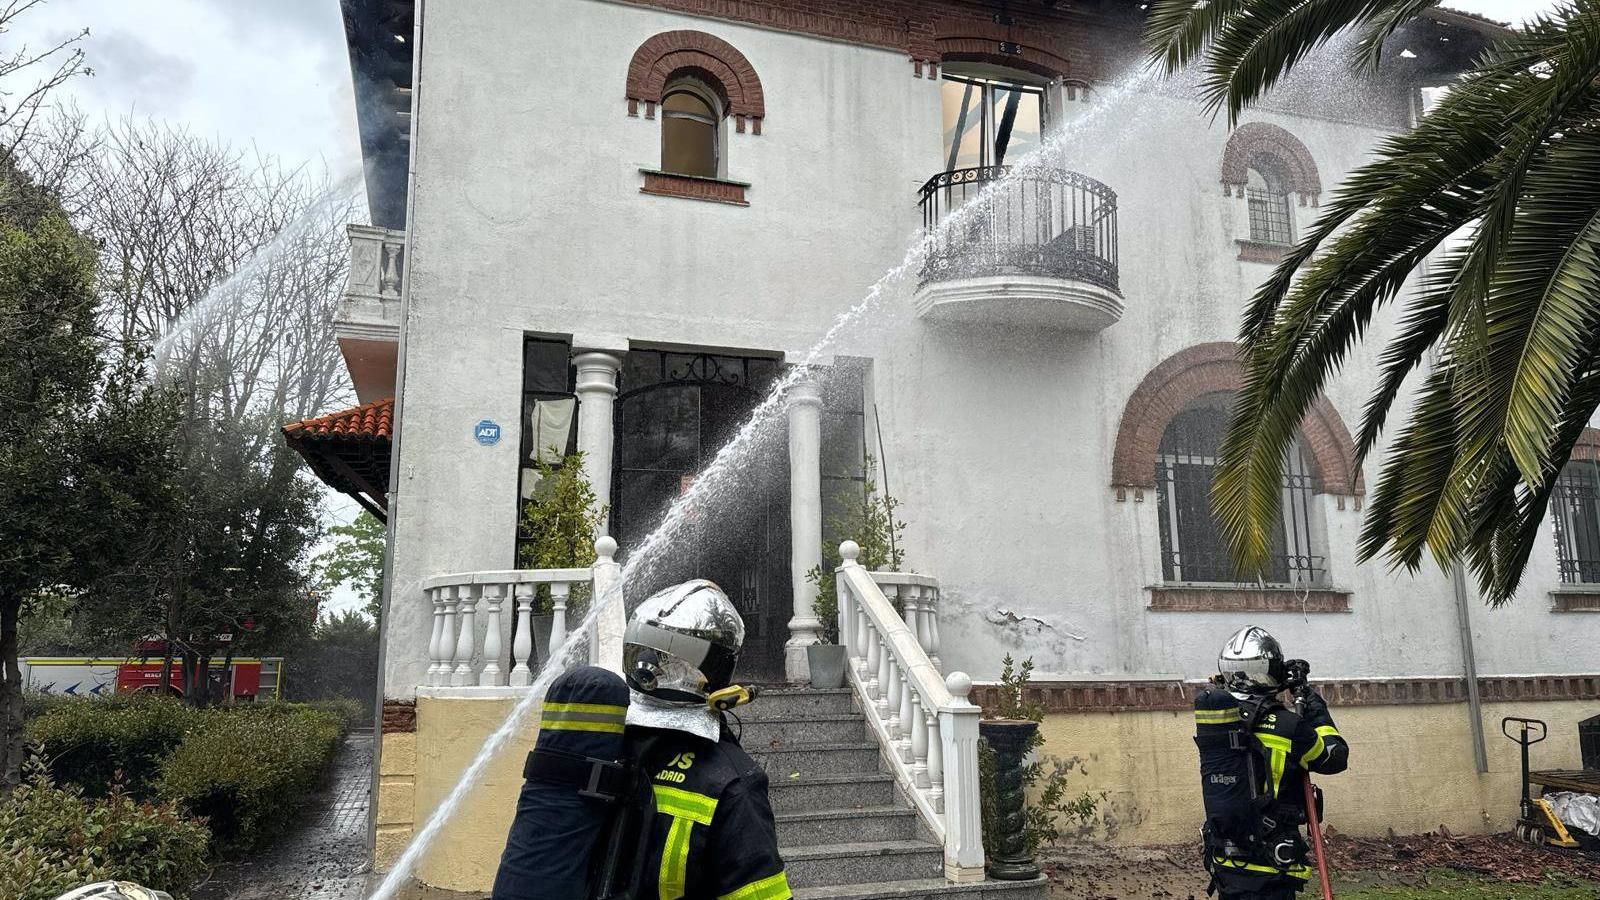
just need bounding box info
[915,165,1122,332]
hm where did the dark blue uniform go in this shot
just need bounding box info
[625,725,790,900]
[493,667,632,900]
[1209,694,1349,900]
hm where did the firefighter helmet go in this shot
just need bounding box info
[623,580,745,740]
[54,884,173,900]
[1218,625,1288,696]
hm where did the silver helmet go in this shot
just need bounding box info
[623,580,745,739]
[1218,625,1287,696]
[54,884,173,900]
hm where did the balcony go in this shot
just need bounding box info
[914,165,1122,332]
[336,224,405,402]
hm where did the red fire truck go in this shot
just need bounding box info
[21,655,283,701]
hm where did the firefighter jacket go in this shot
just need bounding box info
[623,724,791,900]
[1211,695,1349,892]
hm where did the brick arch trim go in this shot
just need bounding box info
[1570,427,1600,463]
[1110,342,1365,498]
[1220,122,1322,205]
[626,30,765,133]
[933,19,1075,78]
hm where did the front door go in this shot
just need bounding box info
[612,351,791,682]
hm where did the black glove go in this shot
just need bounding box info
[1298,688,1330,723]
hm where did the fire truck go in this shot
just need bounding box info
[21,655,284,701]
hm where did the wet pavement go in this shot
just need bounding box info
[193,732,379,900]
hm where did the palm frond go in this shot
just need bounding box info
[1145,0,1250,73]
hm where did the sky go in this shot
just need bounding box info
[1,0,1562,618]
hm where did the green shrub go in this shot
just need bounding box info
[21,689,67,722]
[158,706,343,849]
[26,696,204,797]
[0,757,210,900]
[308,697,364,732]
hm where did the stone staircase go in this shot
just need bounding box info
[741,687,1047,900]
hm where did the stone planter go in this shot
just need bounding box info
[806,643,849,690]
[980,718,1042,880]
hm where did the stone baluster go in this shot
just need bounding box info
[915,585,935,654]
[426,587,445,685]
[926,708,944,812]
[452,585,479,686]
[864,620,881,702]
[510,582,536,686]
[550,581,571,660]
[897,670,914,762]
[925,586,943,671]
[940,671,985,883]
[479,583,506,686]
[437,586,461,687]
[837,542,858,667]
[874,635,892,719]
[856,602,872,678]
[900,584,921,652]
[885,647,902,736]
[910,693,929,788]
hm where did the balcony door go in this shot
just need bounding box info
[612,350,790,682]
[941,69,1045,170]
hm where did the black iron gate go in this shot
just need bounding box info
[611,351,791,681]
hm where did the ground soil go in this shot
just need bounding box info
[1043,829,1600,899]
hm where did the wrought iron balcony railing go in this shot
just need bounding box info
[918,165,1119,294]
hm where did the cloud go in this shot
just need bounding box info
[80,28,196,114]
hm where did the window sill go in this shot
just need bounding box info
[1148,584,1351,613]
[639,169,750,206]
[1237,239,1290,264]
[1550,588,1600,611]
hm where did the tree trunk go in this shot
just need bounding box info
[195,653,212,706]
[160,645,174,695]
[1,596,26,793]
[177,651,190,703]
[220,647,236,703]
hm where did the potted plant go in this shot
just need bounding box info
[805,463,907,689]
[517,448,607,664]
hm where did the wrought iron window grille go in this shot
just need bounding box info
[1552,460,1600,584]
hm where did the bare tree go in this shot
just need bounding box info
[0,0,89,160]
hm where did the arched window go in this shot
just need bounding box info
[1155,392,1323,586]
[1246,158,1293,246]
[661,80,722,178]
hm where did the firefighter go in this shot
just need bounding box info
[1203,625,1350,900]
[614,579,791,900]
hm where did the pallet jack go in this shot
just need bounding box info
[1502,717,1582,849]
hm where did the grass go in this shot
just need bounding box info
[1335,868,1600,899]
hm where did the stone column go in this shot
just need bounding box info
[573,352,623,534]
[784,375,824,683]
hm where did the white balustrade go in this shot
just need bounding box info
[419,538,622,690]
[871,570,943,672]
[345,224,405,301]
[837,541,983,883]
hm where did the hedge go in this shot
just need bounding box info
[156,705,344,849]
[25,695,204,797]
[0,758,210,900]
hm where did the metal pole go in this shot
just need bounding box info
[1453,562,1489,773]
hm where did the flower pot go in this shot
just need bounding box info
[806,643,848,690]
[979,718,1043,880]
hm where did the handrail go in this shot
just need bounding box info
[836,542,984,884]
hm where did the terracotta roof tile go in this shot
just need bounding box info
[283,396,393,443]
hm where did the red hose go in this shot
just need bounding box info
[1303,776,1335,900]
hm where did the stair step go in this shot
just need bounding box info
[775,805,919,846]
[768,772,897,813]
[751,687,857,716]
[782,840,944,888]
[739,713,867,747]
[748,742,882,778]
[792,877,1050,900]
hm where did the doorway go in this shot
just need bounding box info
[612,350,791,682]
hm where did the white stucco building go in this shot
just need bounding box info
[290,0,1600,889]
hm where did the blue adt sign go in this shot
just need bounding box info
[474,419,502,446]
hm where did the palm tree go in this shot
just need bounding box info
[1144,1,1600,604]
